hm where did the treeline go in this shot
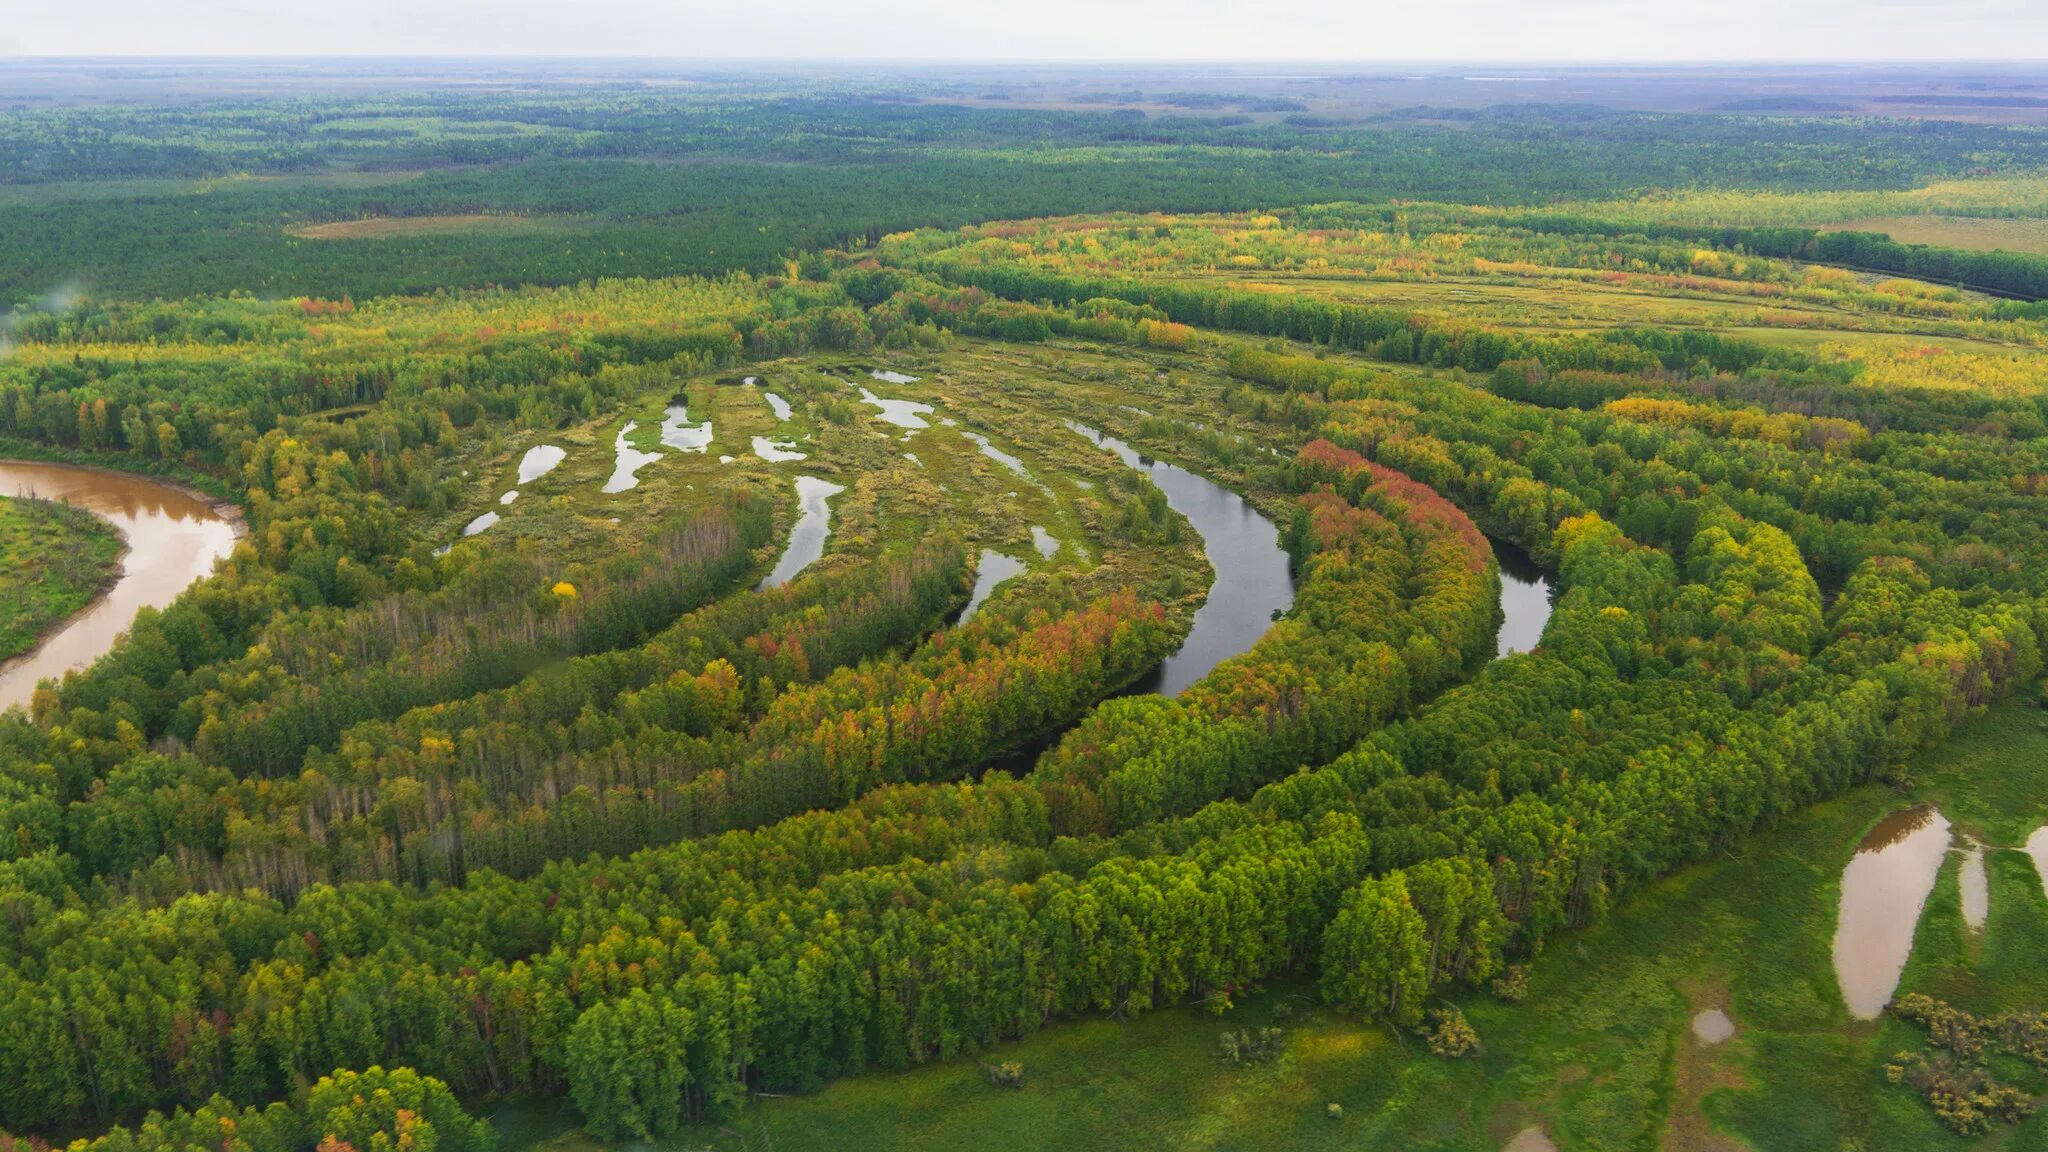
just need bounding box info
[0,445,1501,1134]
[5,486,2025,1141]
[1485,358,2048,442]
[1029,437,1500,834]
[887,252,1818,379]
[1500,210,2048,302]
[6,95,2035,302]
[3,199,2047,1147]
[191,494,775,778]
[57,541,969,893]
[16,1067,492,1152]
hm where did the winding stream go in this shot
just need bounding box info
[0,460,242,711]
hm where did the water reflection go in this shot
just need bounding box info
[1031,525,1061,559]
[1692,1009,1735,1044]
[1067,420,1294,697]
[858,387,935,430]
[658,404,713,452]
[462,511,500,537]
[758,476,846,590]
[603,421,663,493]
[0,460,242,711]
[1491,536,1554,657]
[1834,806,1952,1019]
[962,430,1039,484]
[764,392,794,422]
[870,369,919,385]
[753,436,807,463]
[517,445,566,484]
[958,550,1026,624]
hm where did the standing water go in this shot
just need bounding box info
[602,422,663,493]
[516,445,567,484]
[958,550,1027,624]
[753,436,807,463]
[0,461,243,711]
[758,476,846,590]
[2029,827,2048,902]
[857,388,934,431]
[657,405,713,452]
[1833,806,1952,1019]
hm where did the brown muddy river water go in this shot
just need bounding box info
[1832,805,1952,1019]
[0,460,242,711]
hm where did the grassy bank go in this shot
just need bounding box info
[0,494,123,662]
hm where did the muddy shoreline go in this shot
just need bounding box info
[0,459,247,710]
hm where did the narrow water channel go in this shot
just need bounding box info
[0,460,243,711]
[757,476,846,590]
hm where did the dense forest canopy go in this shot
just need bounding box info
[0,66,2046,1152]
[2,85,2047,301]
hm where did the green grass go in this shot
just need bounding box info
[0,494,123,662]
[496,695,2048,1152]
[1824,216,2048,258]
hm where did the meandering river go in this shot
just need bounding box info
[1068,421,1295,696]
[0,460,242,711]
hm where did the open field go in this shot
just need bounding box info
[1824,215,2048,257]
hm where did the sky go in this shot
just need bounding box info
[2,0,2045,60]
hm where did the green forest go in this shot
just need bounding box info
[0,67,2045,1152]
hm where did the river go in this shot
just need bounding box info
[0,460,242,711]
[1491,535,1555,656]
[1068,421,1295,697]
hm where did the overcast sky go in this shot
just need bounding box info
[3,0,2045,60]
